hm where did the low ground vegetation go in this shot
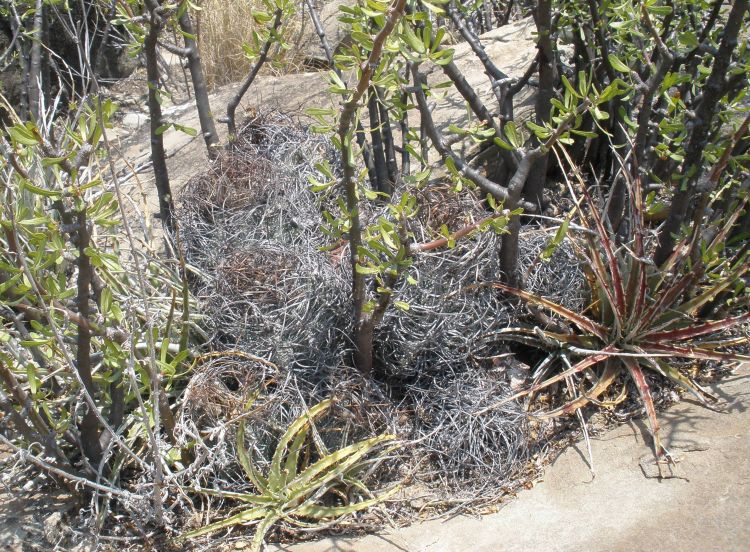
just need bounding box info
[1,0,749,550]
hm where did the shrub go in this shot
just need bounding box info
[180,398,397,550]
[481,165,750,469]
[3,0,750,544]
[0,96,198,526]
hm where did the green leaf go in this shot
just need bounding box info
[242,42,259,61]
[402,24,425,54]
[431,48,454,65]
[19,180,62,198]
[678,31,698,49]
[295,484,400,519]
[571,129,598,138]
[561,74,580,99]
[190,488,277,505]
[541,218,570,261]
[182,398,396,549]
[283,423,311,485]
[421,0,445,14]
[178,507,268,540]
[351,31,374,50]
[269,399,332,492]
[647,4,672,15]
[403,169,431,184]
[101,287,113,316]
[526,121,551,140]
[608,54,631,73]
[7,124,39,145]
[329,70,347,91]
[355,263,380,275]
[305,107,335,118]
[250,514,281,552]
[252,10,273,24]
[364,188,380,200]
[41,156,70,167]
[493,136,514,151]
[591,106,609,121]
[504,121,522,148]
[173,123,198,137]
[289,434,395,496]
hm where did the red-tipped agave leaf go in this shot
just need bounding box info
[623,357,667,461]
[677,260,750,317]
[641,342,750,363]
[584,235,626,330]
[492,283,609,340]
[645,311,750,342]
[474,350,614,416]
[580,186,627,319]
[633,270,697,336]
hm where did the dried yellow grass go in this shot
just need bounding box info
[194,0,312,89]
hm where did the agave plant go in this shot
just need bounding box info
[484,168,750,466]
[179,398,398,550]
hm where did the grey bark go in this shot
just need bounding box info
[144,0,175,232]
[28,0,44,123]
[177,8,219,158]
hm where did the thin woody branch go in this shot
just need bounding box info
[411,65,537,213]
[226,8,283,139]
[410,211,511,253]
[338,0,407,375]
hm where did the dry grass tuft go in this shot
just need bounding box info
[195,0,310,89]
[215,247,300,303]
[413,184,487,237]
[176,111,590,512]
[180,151,278,222]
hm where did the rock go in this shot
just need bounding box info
[43,512,63,545]
[506,357,532,392]
[163,102,193,117]
[121,112,148,130]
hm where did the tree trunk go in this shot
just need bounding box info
[28,0,44,123]
[367,88,390,193]
[377,87,399,192]
[144,1,175,232]
[226,8,282,138]
[525,0,553,208]
[75,209,103,463]
[501,150,543,286]
[304,0,379,189]
[177,9,219,158]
